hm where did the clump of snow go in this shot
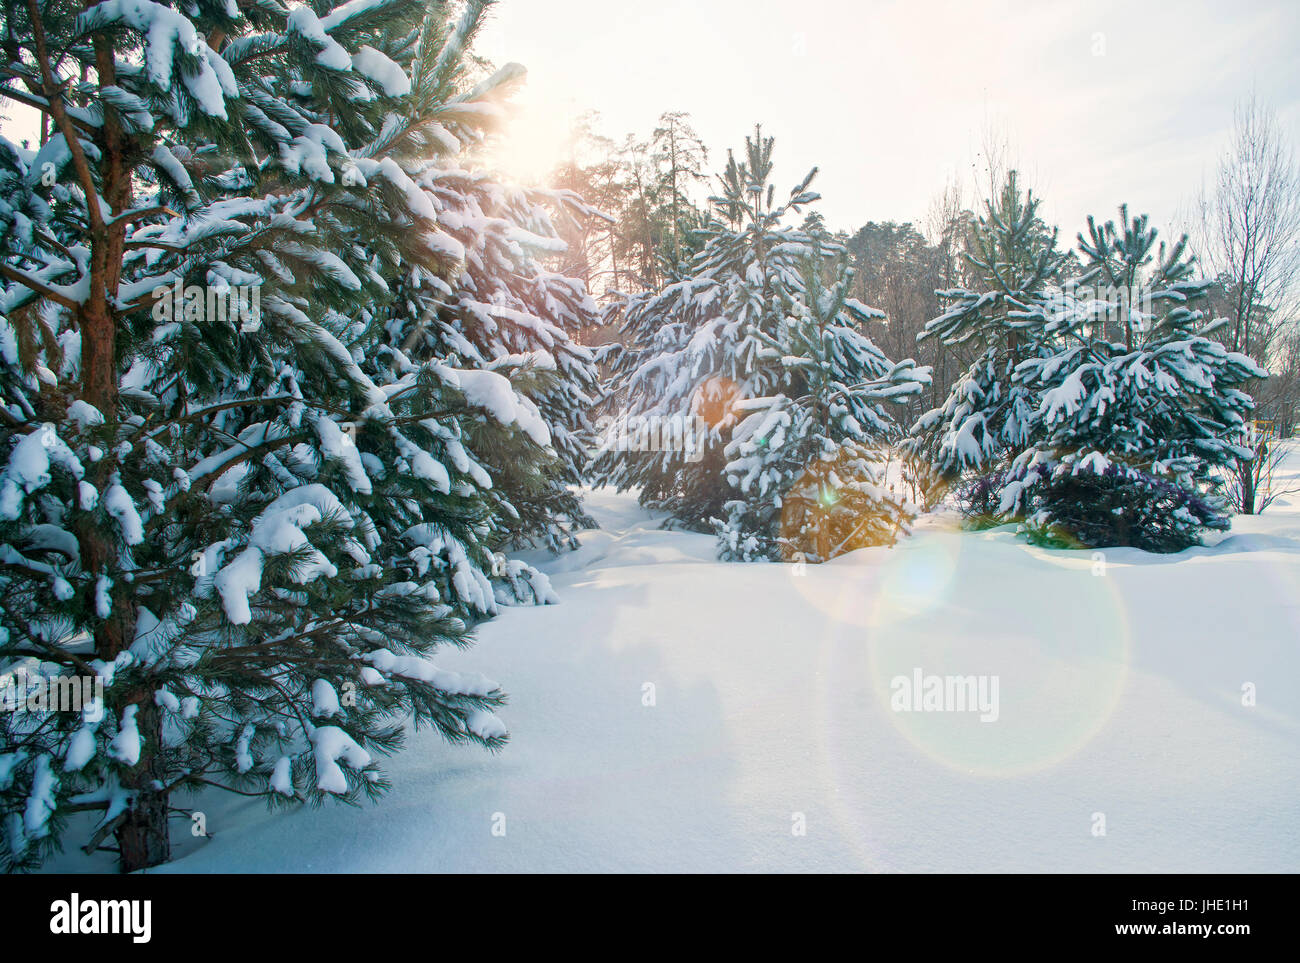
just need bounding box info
[310,726,371,794]
[234,725,254,774]
[270,757,294,796]
[0,425,84,519]
[311,679,341,718]
[364,648,499,697]
[438,365,550,447]
[107,706,141,767]
[63,717,100,773]
[313,417,371,494]
[286,6,352,71]
[213,485,350,625]
[23,755,58,840]
[66,400,104,428]
[94,575,113,618]
[351,46,410,96]
[102,480,144,545]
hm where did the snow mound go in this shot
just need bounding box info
[50,461,1300,873]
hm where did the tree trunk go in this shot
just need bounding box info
[1238,461,1256,515]
[74,29,171,873]
[115,698,171,872]
[117,791,171,873]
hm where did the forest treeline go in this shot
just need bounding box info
[546,109,1300,453]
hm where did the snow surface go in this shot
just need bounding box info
[49,450,1300,873]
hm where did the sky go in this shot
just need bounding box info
[474,0,1300,241]
[2,0,1295,245]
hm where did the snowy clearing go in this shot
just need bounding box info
[51,455,1300,873]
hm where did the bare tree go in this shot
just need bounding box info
[1191,95,1300,512]
[1258,324,1300,438]
[549,111,628,297]
[1194,96,1300,357]
[970,119,1014,211]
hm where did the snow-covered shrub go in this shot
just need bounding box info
[954,471,1011,529]
[1020,460,1229,552]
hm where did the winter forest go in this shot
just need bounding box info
[1,0,1299,879]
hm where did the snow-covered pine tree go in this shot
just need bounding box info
[595,126,830,529]
[374,168,603,548]
[716,252,929,561]
[317,8,597,621]
[1000,207,1266,551]
[906,171,1065,519]
[308,1,605,621]
[355,172,604,617]
[0,0,525,872]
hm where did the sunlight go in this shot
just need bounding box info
[478,83,581,186]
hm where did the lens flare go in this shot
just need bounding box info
[778,449,907,563]
[694,376,740,429]
[792,530,1144,867]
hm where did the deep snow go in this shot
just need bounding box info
[52,454,1300,873]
